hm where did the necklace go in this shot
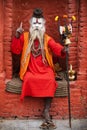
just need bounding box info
[31,39,42,57]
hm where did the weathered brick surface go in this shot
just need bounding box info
[0,0,4,73]
[0,0,87,119]
[77,0,87,82]
[3,0,13,79]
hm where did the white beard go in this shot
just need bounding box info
[30,29,43,42]
[29,29,44,51]
[28,23,46,53]
[22,25,46,66]
[29,25,46,41]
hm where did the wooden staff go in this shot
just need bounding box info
[65,45,71,128]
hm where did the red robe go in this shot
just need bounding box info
[11,34,65,100]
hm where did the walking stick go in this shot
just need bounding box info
[59,23,72,128]
[65,45,71,128]
[62,36,72,128]
[55,15,76,128]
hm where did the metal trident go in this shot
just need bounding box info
[55,15,76,128]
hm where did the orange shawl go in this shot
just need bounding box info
[19,32,54,80]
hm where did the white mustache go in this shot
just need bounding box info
[29,25,46,36]
[22,28,45,67]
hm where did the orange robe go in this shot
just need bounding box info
[11,32,65,100]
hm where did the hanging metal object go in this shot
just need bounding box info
[55,14,76,128]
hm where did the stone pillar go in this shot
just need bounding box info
[77,0,87,80]
[4,0,13,79]
[0,0,5,80]
[68,0,79,71]
[0,0,5,109]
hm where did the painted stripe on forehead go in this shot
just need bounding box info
[36,18,38,23]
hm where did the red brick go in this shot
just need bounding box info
[0,0,87,119]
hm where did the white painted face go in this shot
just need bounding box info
[29,17,46,33]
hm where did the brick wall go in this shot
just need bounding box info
[69,0,87,119]
[0,0,87,119]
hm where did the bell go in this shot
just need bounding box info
[65,37,71,45]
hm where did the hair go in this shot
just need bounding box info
[22,24,46,66]
[32,8,44,18]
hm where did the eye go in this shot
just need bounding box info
[33,22,36,24]
[38,22,41,24]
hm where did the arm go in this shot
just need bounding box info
[11,34,24,77]
[11,34,24,54]
[48,38,66,57]
[11,22,24,54]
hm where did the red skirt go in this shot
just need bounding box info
[20,54,57,100]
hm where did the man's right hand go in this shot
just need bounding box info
[15,22,24,38]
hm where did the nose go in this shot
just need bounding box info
[35,23,39,28]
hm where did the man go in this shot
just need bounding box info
[11,8,65,129]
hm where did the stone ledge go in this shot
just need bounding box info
[5,77,68,97]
